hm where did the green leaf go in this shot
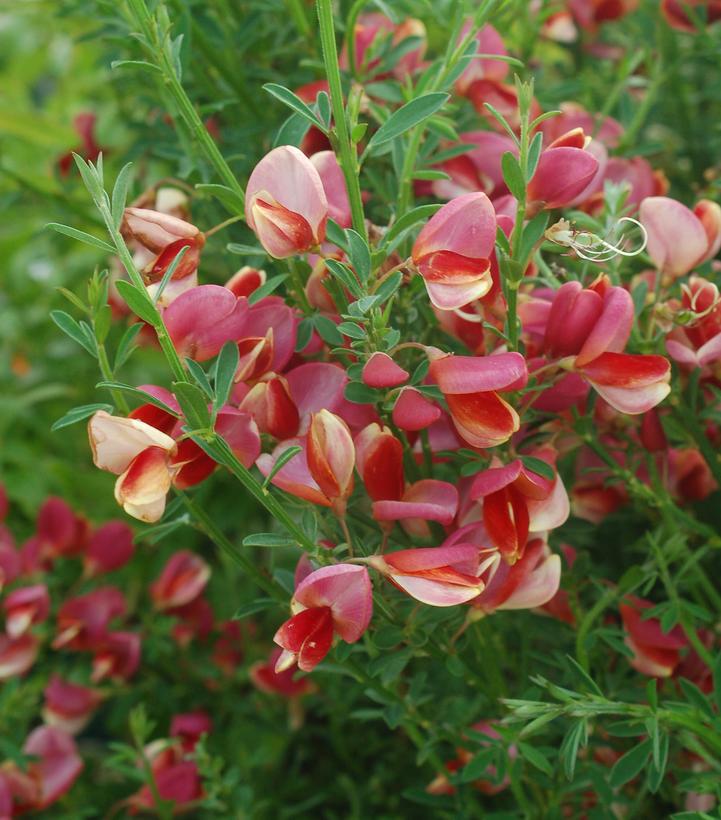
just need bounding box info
[518,742,553,776]
[381,204,441,252]
[51,403,114,431]
[369,647,413,685]
[501,151,525,201]
[647,733,669,793]
[114,323,143,369]
[412,169,450,181]
[153,245,189,305]
[344,381,381,404]
[519,455,555,482]
[373,270,403,304]
[560,720,587,780]
[337,321,366,340]
[172,382,211,430]
[111,162,134,228]
[678,677,715,721]
[366,92,449,150]
[458,749,495,783]
[295,318,314,352]
[227,242,266,256]
[248,274,289,305]
[195,182,245,215]
[526,131,544,181]
[233,599,279,619]
[214,342,239,411]
[185,359,214,400]
[325,259,363,298]
[518,212,549,267]
[609,739,652,788]
[46,223,115,254]
[94,305,112,344]
[483,104,520,143]
[262,83,326,130]
[96,382,180,416]
[261,445,302,489]
[242,533,297,548]
[346,229,372,283]
[314,315,344,346]
[50,310,97,357]
[713,652,721,714]
[273,111,311,150]
[115,281,158,325]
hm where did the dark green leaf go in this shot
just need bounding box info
[344,381,380,404]
[115,281,159,325]
[346,229,372,283]
[185,360,214,399]
[248,274,289,305]
[381,204,441,252]
[273,111,311,149]
[526,132,544,181]
[46,223,115,254]
[233,599,279,619]
[195,183,245,214]
[314,315,344,346]
[325,259,363,297]
[172,381,211,429]
[96,382,180,416]
[609,739,652,788]
[214,342,239,411]
[111,162,134,228]
[501,151,525,201]
[242,533,297,548]
[50,311,97,357]
[367,92,449,149]
[518,742,553,776]
[51,403,114,431]
[519,455,555,482]
[261,446,302,489]
[263,83,326,130]
[336,321,366,340]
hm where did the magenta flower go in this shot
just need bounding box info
[150,551,211,611]
[43,676,102,735]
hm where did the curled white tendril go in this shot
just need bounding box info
[545,217,648,262]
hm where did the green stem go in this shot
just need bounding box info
[96,335,129,414]
[125,0,245,206]
[316,0,367,240]
[179,492,286,601]
[575,584,618,673]
[192,433,318,553]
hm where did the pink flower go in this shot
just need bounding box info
[53,587,126,650]
[310,150,351,228]
[43,676,102,735]
[429,352,527,448]
[369,544,497,606]
[640,196,721,279]
[21,726,84,810]
[164,284,250,361]
[362,352,409,388]
[455,23,509,95]
[372,479,459,537]
[250,648,315,698]
[355,423,405,502]
[84,520,135,576]
[536,277,671,414]
[240,375,300,440]
[91,631,141,682]
[122,206,204,285]
[306,410,356,514]
[245,145,328,258]
[469,453,569,564]
[0,633,39,680]
[412,193,497,310]
[150,551,211,611]
[620,597,687,677]
[661,0,721,31]
[37,497,87,558]
[3,584,50,638]
[274,564,372,672]
[170,712,212,752]
[526,129,600,215]
[344,13,427,79]
[392,387,442,431]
